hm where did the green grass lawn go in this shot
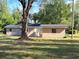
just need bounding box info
[0,34,79,59]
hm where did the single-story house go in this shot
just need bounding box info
[4,25,22,36]
[4,24,67,38]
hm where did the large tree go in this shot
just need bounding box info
[18,0,35,39]
[0,0,16,30]
[33,0,71,25]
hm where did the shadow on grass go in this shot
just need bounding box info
[0,35,79,59]
[0,46,79,59]
[0,41,79,59]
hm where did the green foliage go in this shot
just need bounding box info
[0,0,21,30]
[12,9,22,24]
[32,13,40,24]
[33,0,71,25]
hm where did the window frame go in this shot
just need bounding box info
[9,29,12,32]
[52,29,56,33]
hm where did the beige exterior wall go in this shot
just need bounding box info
[28,28,66,38]
[42,28,65,38]
[27,28,36,37]
[42,33,65,38]
[42,28,52,33]
[27,28,42,37]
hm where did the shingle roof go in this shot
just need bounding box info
[4,25,22,29]
[41,24,67,28]
[28,24,67,28]
[5,24,67,29]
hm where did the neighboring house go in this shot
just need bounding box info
[4,25,22,36]
[4,24,67,38]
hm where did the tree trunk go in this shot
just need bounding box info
[20,8,28,40]
[18,0,34,40]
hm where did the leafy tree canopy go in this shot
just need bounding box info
[33,0,71,26]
